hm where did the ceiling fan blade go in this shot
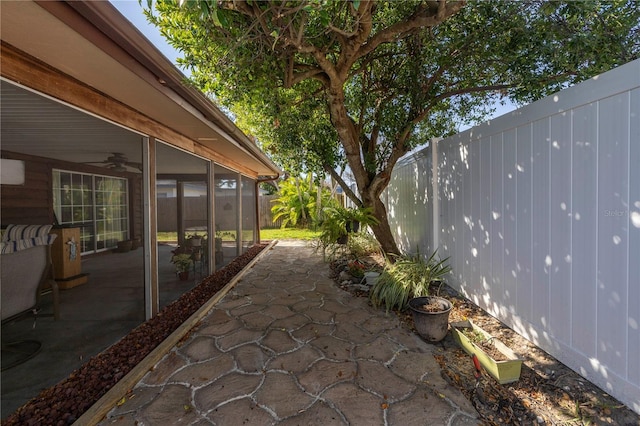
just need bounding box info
[126,161,143,171]
[82,161,109,165]
[79,153,141,172]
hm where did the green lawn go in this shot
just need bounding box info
[156,228,319,243]
[260,228,320,241]
[157,232,179,242]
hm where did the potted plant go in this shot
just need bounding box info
[318,206,349,246]
[347,259,366,280]
[187,233,202,247]
[171,253,193,281]
[451,319,524,384]
[408,296,453,342]
[214,228,235,264]
[191,249,202,261]
[369,250,452,342]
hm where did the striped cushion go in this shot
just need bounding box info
[0,234,57,254]
[2,224,53,242]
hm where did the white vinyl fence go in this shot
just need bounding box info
[385,59,640,414]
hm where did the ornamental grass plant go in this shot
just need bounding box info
[369,250,452,313]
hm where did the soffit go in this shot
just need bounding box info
[0,1,279,177]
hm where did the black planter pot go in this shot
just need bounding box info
[345,220,360,233]
[408,296,452,342]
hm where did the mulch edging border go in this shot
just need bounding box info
[77,239,277,425]
[2,241,276,426]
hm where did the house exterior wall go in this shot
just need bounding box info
[0,152,53,225]
[385,59,640,414]
[1,151,143,241]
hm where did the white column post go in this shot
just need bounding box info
[142,136,158,320]
[431,138,441,251]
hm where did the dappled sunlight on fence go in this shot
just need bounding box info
[385,59,640,414]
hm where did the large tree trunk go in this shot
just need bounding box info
[325,87,401,256]
[361,191,400,256]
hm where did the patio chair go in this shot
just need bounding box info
[1,225,58,370]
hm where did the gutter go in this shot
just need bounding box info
[255,173,281,243]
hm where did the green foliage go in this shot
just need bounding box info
[315,205,380,261]
[260,228,321,241]
[171,253,193,272]
[236,84,341,177]
[347,260,366,278]
[259,182,278,195]
[215,229,235,241]
[270,175,338,228]
[347,232,382,258]
[369,251,452,313]
[146,0,639,255]
[317,206,379,248]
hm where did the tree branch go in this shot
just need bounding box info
[323,164,362,207]
[359,1,466,59]
[368,144,406,197]
[431,71,573,104]
[334,0,375,79]
[286,61,328,87]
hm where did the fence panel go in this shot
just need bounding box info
[386,149,433,255]
[259,194,283,229]
[387,59,640,414]
[156,197,208,232]
[159,195,285,232]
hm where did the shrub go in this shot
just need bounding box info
[317,206,379,246]
[347,232,381,257]
[171,253,194,272]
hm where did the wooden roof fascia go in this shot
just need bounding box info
[1,41,258,179]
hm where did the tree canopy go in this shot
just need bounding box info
[145,0,639,255]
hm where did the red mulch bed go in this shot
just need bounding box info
[3,244,267,426]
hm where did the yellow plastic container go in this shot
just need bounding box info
[451,319,524,384]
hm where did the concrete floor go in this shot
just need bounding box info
[0,243,234,419]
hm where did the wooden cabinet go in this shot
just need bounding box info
[50,227,88,289]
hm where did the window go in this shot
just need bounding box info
[53,170,128,254]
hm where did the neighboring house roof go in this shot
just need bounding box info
[0,0,281,178]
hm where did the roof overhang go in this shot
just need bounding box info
[0,0,281,178]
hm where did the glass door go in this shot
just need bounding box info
[53,170,129,254]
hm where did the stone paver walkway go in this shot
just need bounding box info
[99,240,479,425]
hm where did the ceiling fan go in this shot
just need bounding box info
[83,152,142,172]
